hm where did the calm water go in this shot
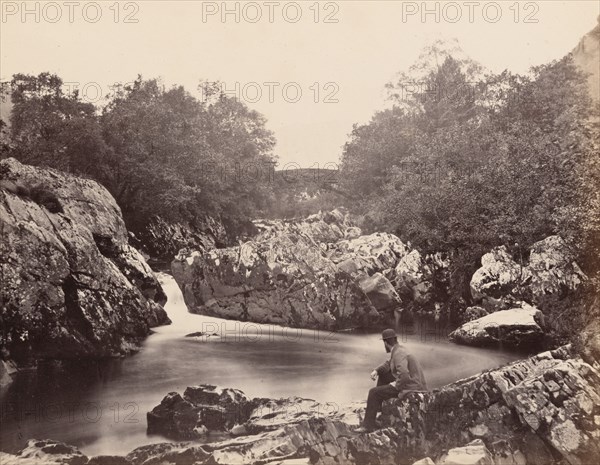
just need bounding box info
[0,273,522,456]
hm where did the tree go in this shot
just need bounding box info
[7,72,110,176]
[4,73,277,240]
[338,46,598,321]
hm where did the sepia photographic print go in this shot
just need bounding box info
[0,1,599,464]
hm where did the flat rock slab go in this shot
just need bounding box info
[449,306,545,347]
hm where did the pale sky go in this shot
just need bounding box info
[1,1,598,167]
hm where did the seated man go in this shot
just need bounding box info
[356,328,427,433]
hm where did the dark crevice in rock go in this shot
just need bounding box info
[92,233,118,258]
[61,275,96,343]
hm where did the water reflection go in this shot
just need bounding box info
[0,273,523,456]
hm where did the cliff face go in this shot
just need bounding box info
[0,158,169,372]
[571,16,600,102]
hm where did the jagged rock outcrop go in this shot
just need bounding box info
[527,236,587,299]
[395,251,448,305]
[147,383,362,441]
[129,214,227,261]
[327,232,410,279]
[579,295,600,365]
[0,158,169,371]
[172,210,381,330]
[470,246,526,307]
[448,305,545,348]
[470,236,586,311]
[172,211,446,330]
[147,385,256,439]
[375,345,599,465]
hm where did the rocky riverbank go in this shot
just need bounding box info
[2,341,598,465]
[0,158,169,384]
[172,209,587,351]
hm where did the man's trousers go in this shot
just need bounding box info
[363,371,399,429]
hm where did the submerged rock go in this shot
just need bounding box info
[0,158,169,371]
[448,305,545,348]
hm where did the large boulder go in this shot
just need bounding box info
[527,236,587,299]
[172,211,383,330]
[172,212,449,330]
[358,273,402,312]
[395,250,437,304]
[470,246,527,307]
[327,232,410,279]
[470,237,586,311]
[448,305,545,348]
[0,158,169,369]
[147,385,256,439]
[147,383,362,440]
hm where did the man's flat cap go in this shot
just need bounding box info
[381,328,397,340]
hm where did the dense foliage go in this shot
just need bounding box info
[339,49,600,319]
[1,73,276,236]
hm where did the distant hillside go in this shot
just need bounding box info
[571,16,600,102]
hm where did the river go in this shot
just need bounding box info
[0,273,523,456]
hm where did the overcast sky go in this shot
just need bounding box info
[1,1,598,167]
